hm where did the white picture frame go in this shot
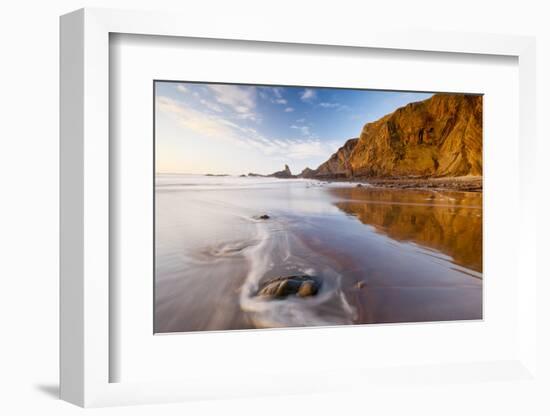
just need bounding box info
[60,7,538,407]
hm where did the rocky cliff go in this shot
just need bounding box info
[313,138,358,178]
[301,94,482,179]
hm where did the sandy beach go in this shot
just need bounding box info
[154,174,482,333]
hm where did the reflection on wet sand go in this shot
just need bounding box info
[329,187,482,273]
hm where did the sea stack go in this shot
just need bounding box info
[269,164,295,178]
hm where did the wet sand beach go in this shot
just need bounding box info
[155,174,482,333]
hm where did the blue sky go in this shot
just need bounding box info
[155,82,432,175]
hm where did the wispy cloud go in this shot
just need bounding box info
[176,85,188,93]
[284,107,294,112]
[199,98,223,113]
[260,87,289,106]
[207,84,259,121]
[272,87,283,99]
[252,138,331,160]
[291,124,313,137]
[263,138,335,160]
[300,88,316,102]
[318,102,350,111]
[319,102,338,108]
[285,140,322,159]
[157,95,327,161]
[157,96,246,147]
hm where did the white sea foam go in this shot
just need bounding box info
[238,216,356,328]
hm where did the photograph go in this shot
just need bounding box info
[154,81,483,333]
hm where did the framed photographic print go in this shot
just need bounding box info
[153,81,483,334]
[60,8,538,408]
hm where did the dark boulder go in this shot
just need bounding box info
[253,214,270,220]
[256,275,321,299]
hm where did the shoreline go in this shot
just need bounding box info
[188,172,483,192]
[314,175,482,192]
[185,173,483,193]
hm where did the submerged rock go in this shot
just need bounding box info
[256,275,321,299]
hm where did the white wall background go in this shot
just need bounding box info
[0,0,548,414]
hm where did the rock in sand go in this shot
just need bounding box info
[256,275,321,299]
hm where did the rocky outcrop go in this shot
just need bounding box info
[302,94,482,180]
[299,167,316,179]
[269,164,295,178]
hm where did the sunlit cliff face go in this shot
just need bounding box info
[311,94,483,180]
[329,187,482,273]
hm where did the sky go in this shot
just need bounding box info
[155,82,433,175]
